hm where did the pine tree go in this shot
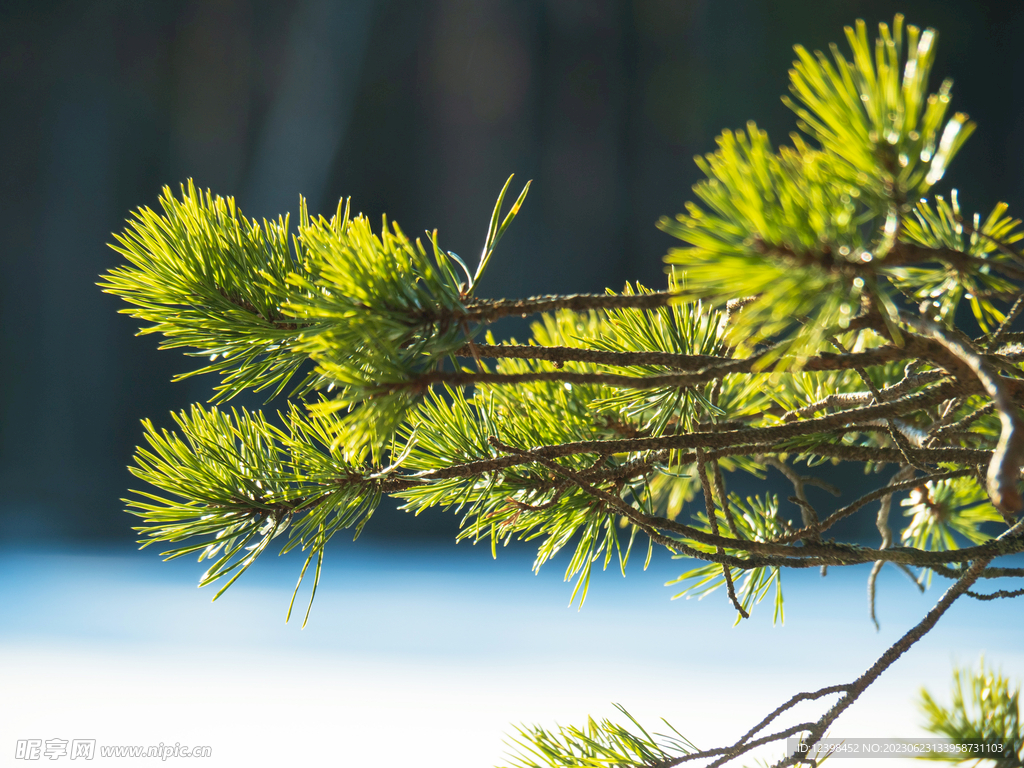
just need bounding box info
[100,15,1024,767]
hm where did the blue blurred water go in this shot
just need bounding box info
[1,541,1021,767]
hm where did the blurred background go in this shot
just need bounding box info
[2,2,1024,766]
[3,0,1024,542]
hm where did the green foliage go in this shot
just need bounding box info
[103,13,1024,766]
[394,299,715,606]
[128,404,381,623]
[785,16,972,204]
[474,173,534,288]
[100,180,323,402]
[900,477,1004,550]
[900,477,1005,586]
[103,177,530,462]
[660,14,989,363]
[281,201,475,460]
[758,333,900,415]
[281,176,530,460]
[588,278,725,434]
[918,661,1023,766]
[392,338,623,590]
[660,126,875,362]
[667,494,786,625]
[504,704,696,768]
[893,192,1021,332]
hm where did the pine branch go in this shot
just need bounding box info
[903,317,1024,514]
[105,14,1024,768]
[452,291,679,322]
[453,342,730,370]
[457,341,915,375]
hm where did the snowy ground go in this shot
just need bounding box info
[1,542,1021,767]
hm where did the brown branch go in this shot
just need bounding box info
[928,395,965,439]
[964,586,1024,601]
[651,724,816,767]
[452,342,913,376]
[725,442,990,467]
[453,343,732,370]
[782,392,875,422]
[396,343,931,396]
[657,724,817,767]
[637,507,1024,569]
[903,317,1024,515]
[868,464,917,630]
[648,529,1022,768]
[452,291,679,323]
[486,440,834,571]
[377,435,988,502]
[486,437,709,563]
[711,459,742,538]
[932,563,1024,580]
[470,439,1024,569]
[420,382,961,463]
[376,369,710,393]
[776,555,995,767]
[774,468,977,544]
[830,336,923,470]
[697,450,748,619]
[886,241,1024,282]
[733,685,849,752]
[395,424,986,494]
[930,402,995,442]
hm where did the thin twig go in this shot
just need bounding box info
[711,459,741,538]
[964,586,1024,600]
[932,563,1024,580]
[774,555,996,767]
[649,550,1005,768]
[930,402,995,442]
[830,337,924,470]
[990,293,1024,346]
[868,464,917,630]
[764,458,825,525]
[774,468,975,544]
[698,450,748,619]
[453,291,679,323]
[454,343,732,370]
[399,343,932,395]
[492,441,1024,569]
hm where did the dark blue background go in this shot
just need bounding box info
[2,0,1022,543]
[1,6,1022,765]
